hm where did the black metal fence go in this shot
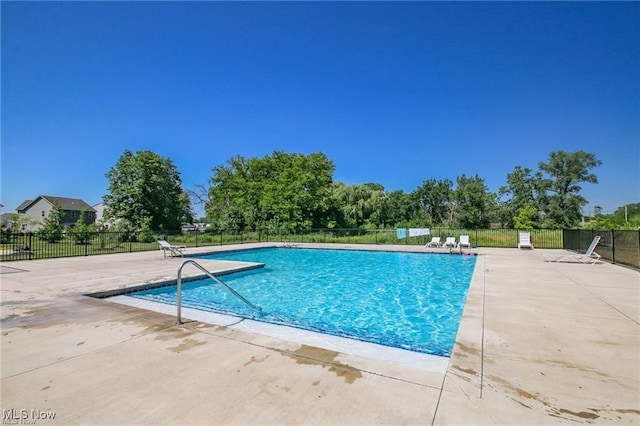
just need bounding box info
[563,229,640,269]
[161,227,563,250]
[1,228,637,269]
[274,228,564,249]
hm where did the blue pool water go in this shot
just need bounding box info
[129,248,476,356]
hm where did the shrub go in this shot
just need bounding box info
[68,217,98,244]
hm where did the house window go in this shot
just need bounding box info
[71,211,76,218]
[42,211,45,217]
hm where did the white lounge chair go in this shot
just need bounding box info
[443,237,456,249]
[158,240,186,258]
[282,240,296,248]
[425,237,442,248]
[518,232,534,249]
[458,235,471,249]
[543,236,601,264]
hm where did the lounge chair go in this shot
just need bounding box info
[458,235,471,249]
[425,237,442,248]
[518,232,534,250]
[158,240,186,258]
[543,236,601,264]
[443,237,456,249]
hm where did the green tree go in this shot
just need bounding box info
[498,166,544,228]
[103,150,192,231]
[331,182,390,228]
[586,203,640,229]
[263,152,334,230]
[68,211,97,244]
[207,155,250,231]
[411,179,453,226]
[538,151,602,228]
[207,151,335,232]
[386,190,415,227]
[39,203,65,242]
[362,183,391,228]
[613,203,640,228]
[513,203,537,229]
[453,174,496,229]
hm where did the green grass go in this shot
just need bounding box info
[286,229,563,249]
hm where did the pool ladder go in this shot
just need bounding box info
[176,259,259,325]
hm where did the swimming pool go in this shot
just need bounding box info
[128,248,476,356]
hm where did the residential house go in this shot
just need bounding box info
[0,204,9,229]
[92,202,121,229]
[16,196,97,232]
[92,202,105,224]
[1,213,12,229]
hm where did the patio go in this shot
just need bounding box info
[1,244,638,424]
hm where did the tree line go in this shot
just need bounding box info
[7,147,634,247]
[99,149,617,233]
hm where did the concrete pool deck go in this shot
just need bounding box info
[1,243,638,425]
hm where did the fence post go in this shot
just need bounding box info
[611,229,615,264]
[28,233,33,260]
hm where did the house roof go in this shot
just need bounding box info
[18,196,96,212]
[16,200,33,212]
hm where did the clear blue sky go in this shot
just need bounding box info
[2,1,638,217]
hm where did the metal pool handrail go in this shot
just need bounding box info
[176,259,259,325]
